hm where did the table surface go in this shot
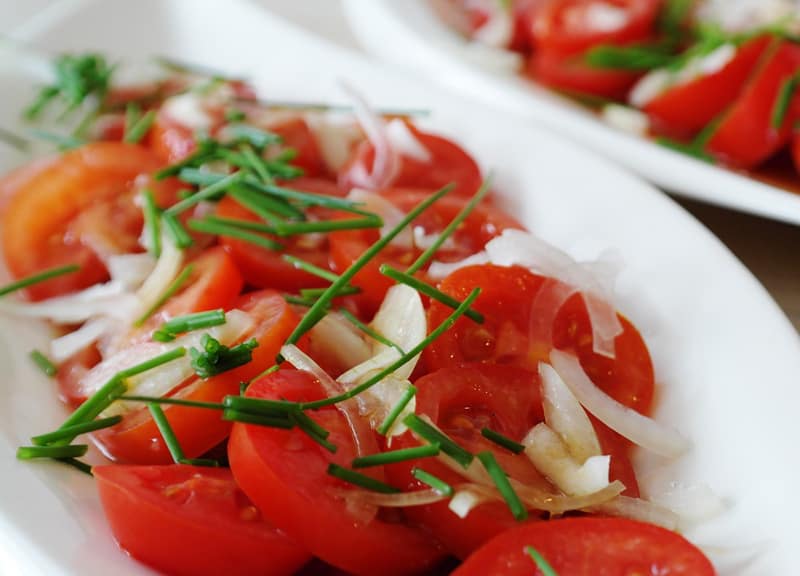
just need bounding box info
[3,0,799,332]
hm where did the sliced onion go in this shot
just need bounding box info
[50,317,118,363]
[306,312,372,374]
[348,188,413,247]
[449,488,494,518]
[305,114,364,172]
[368,284,426,374]
[134,232,185,322]
[602,104,650,137]
[645,477,727,528]
[523,423,611,496]
[551,350,690,458]
[588,495,680,530]
[539,362,601,462]
[106,253,156,290]
[333,487,448,508]
[0,282,138,324]
[385,118,431,162]
[161,92,214,130]
[427,251,490,279]
[472,0,514,48]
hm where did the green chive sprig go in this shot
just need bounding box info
[134,264,194,326]
[525,545,559,576]
[477,451,527,521]
[376,385,416,435]
[403,414,474,469]
[327,463,400,494]
[412,467,453,497]
[0,264,80,297]
[154,309,226,342]
[481,427,525,454]
[29,349,57,377]
[352,444,439,469]
[189,334,259,378]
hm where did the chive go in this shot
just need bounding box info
[477,451,527,521]
[244,177,364,210]
[227,124,282,149]
[380,265,484,324]
[242,362,280,388]
[57,377,126,434]
[339,309,404,355]
[124,109,156,144]
[229,184,299,222]
[0,126,31,152]
[300,286,361,299]
[190,335,258,378]
[291,411,337,453]
[403,414,474,468]
[124,102,141,136]
[140,188,162,258]
[282,255,340,283]
[0,264,80,297]
[656,137,715,162]
[406,176,491,275]
[152,330,175,342]
[298,287,480,410]
[481,427,525,454]
[660,0,694,35]
[352,444,439,469]
[223,395,296,415]
[199,215,277,234]
[29,349,57,377]
[377,385,416,435]
[17,444,88,460]
[326,463,400,494]
[585,43,675,70]
[188,218,284,250]
[32,415,122,446]
[412,467,453,497]
[239,145,275,184]
[284,295,317,307]
[225,108,246,123]
[59,457,93,476]
[525,546,559,576]
[154,146,219,180]
[174,167,228,187]
[284,184,454,348]
[120,347,187,379]
[179,457,219,467]
[166,171,245,216]
[771,72,800,129]
[133,264,194,326]
[272,215,382,237]
[162,212,194,249]
[148,403,185,463]
[119,394,225,410]
[222,409,295,429]
[28,129,85,150]
[160,309,226,335]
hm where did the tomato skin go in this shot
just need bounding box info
[268,117,327,178]
[149,109,197,163]
[94,290,298,464]
[228,369,448,576]
[0,155,60,212]
[0,143,174,300]
[643,35,772,139]
[707,39,800,169]
[528,49,641,100]
[793,131,800,176]
[94,465,311,576]
[452,517,715,576]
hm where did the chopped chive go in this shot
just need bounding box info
[188,218,284,250]
[0,126,31,152]
[124,102,141,135]
[481,427,525,454]
[148,403,185,463]
[133,264,194,326]
[155,147,219,181]
[160,309,226,336]
[140,188,162,257]
[225,108,246,123]
[477,451,527,521]
[283,184,454,348]
[152,330,175,342]
[352,444,439,469]
[226,124,282,150]
[17,444,88,460]
[222,408,295,429]
[380,265,484,324]
[230,183,305,220]
[32,415,122,446]
[284,295,317,307]
[174,167,227,186]
[412,467,453,497]
[525,545,559,576]
[291,411,337,453]
[239,144,275,184]
[377,385,417,436]
[406,176,492,275]
[179,457,219,467]
[327,463,400,494]
[297,287,480,410]
[223,395,296,415]
[166,171,245,216]
[272,215,382,237]
[300,286,360,299]
[656,137,715,163]
[57,377,126,434]
[162,212,194,249]
[339,308,404,355]
[124,109,156,144]
[28,129,85,150]
[771,72,800,129]
[282,255,340,283]
[200,214,277,234]
[585,43,675,70]
[119,347,187,379]
[59,457,93,476]
[0,264,80,297]
[29,349,57,377]
[190,335,258,378]
[119,394,225,410]
[403,414,474,468]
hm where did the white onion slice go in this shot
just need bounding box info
[551,350,690,458]
[335,487,448,508]
[106,253,156,290]
[539,362,601,462]
[50,317,118,362]
[134,232,185,321]
[472,0,514,48]
[449,488,492,519]
[602,104,650,137]
[306,312,372,374]
[348,188,413,247]
[368,284,426,374]
[588,495,680,530]
[161,92,214,130]
[645,478,727,528]
[306,114,364,173]
[427,251,490,279]
[523,423,611,496]
[385,118,431,162]
[0,282,138,324]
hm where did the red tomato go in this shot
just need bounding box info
[0,143,176,300]
[56,345,102,408]
[0,155,60,212]
[216,177,345,292]
[228,369,448,576]
[94,465,310,576]
[339,124,483,197]
[94,290,298,464]
[329,189,522,316]
[424,265,654,415]
[529,0,662,56]
[793,131,800,175]
[149,108,197,163]
[643,35,772,139]
[707,39,800,169]
[268,116,327,177]
[528,48,642,99]
[451,517,715,576]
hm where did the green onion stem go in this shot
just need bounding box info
[525,545,559,576]
[141,188,162,258]
[166,172,245,216]
[133,264,194,326]
[162,212,194,249]
[412,467,454,497]
[188,218,284,250]
[477,451,527,521]
[32,415,122,446]
[222,409,295,429]
[352,443,439,468]
[160,309,226,335]
[119,395,224,410]
[326,463,400,494]
[282,254,340,283]
[338,309,404,355]
[377,385,417,435]
[29,349,57,378]
[148,403,185,463]
[124,109,156,144]
[481,427,525,454]
[0,264,80,297]
[403,414,474,469]
[17,445,88,460]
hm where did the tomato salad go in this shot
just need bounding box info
[4,54,715,575]
[436,0,800,190]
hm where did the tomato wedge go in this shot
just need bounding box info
[228,369,448,576]
[528,49,642,99]
[424,265,654,415]
[452,517,715,576]
[149,108,198,163]
[94,465,311,576]
[0,142,176,300]
[94,290,298,464]
[267,116,327,178]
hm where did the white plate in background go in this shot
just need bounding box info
[343,0,800,227]
[0,0,798,574]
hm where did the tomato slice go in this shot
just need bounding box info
[529,0,662,57]
[94,465,310,576]
[228,369,448,576]
[0,143,176,300]
[216,177,345,292]
[329,189,522,316]
[707,39,800,169]
[338,125,483,197]
[451,517,715,576]
[643,35,772,139]
[149,108,198,163]
[424,265,654,415]
[94,290,298,464]
[267,117,327,178]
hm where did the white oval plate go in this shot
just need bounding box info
[0,0,798,575]
[343,0,800,227]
